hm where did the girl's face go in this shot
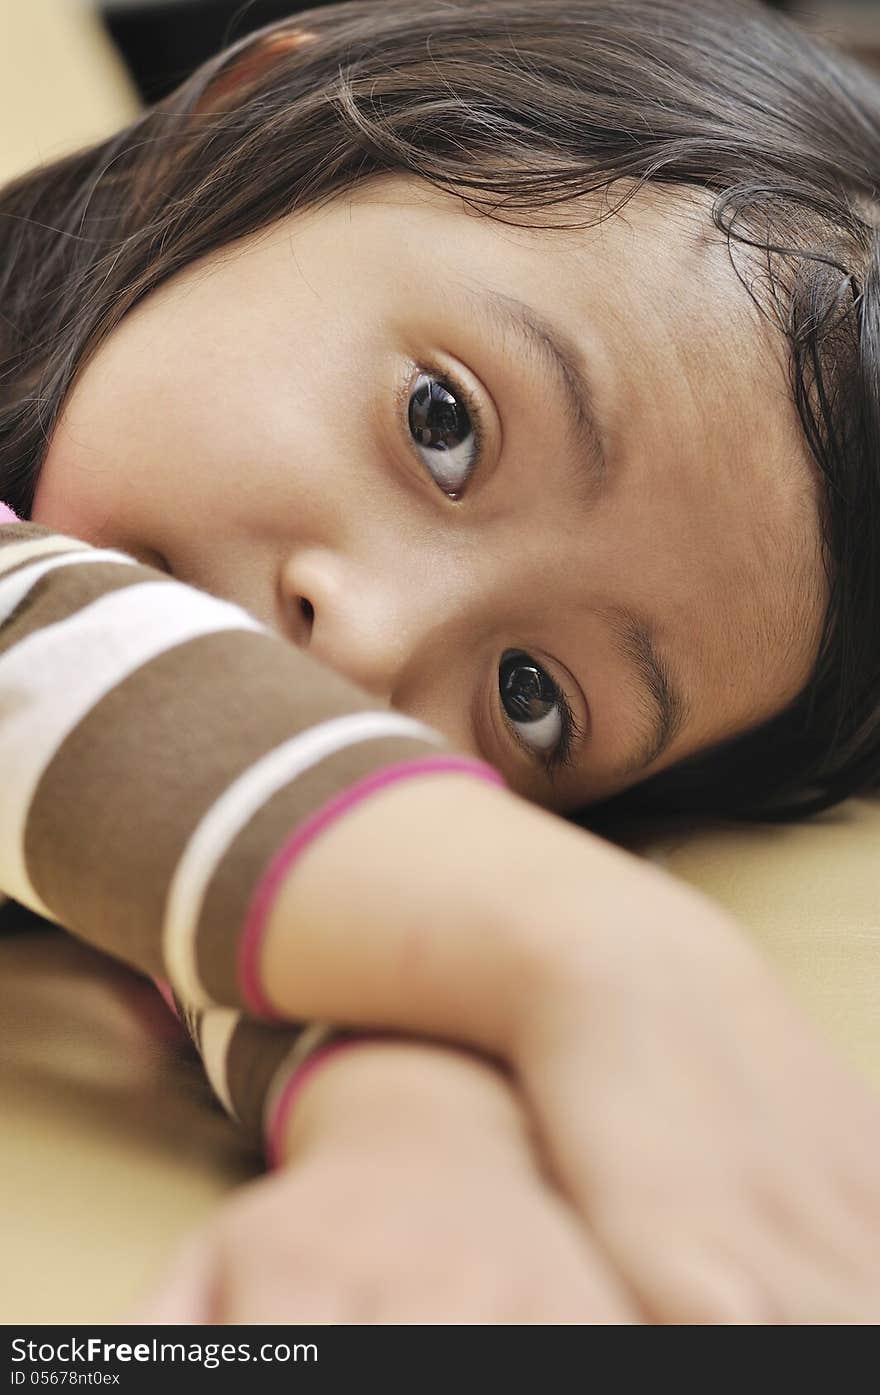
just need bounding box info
[32,176,827,814]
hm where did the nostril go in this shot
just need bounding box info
[299,597,314,626]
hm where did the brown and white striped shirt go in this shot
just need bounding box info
[0,510,505,1159]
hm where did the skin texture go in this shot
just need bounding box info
[32,175,827,814]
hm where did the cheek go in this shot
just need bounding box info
[32,321,246,551]
[35,272,367,558]
[30,433,111,544]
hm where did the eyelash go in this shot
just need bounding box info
[398,358,583,782]
[515,683,583,781]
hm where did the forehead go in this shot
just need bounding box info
[345,175,803,462]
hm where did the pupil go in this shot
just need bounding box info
[499,650,555,724]
[409,377,470,451]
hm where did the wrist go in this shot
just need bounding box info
[259,773,549,1054]
[272,1037,530,1171]
[509,832,755,1071]
[255,762,740,1066]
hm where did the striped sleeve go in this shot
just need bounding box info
[167,991,371,1164]
[0,521,505,1021]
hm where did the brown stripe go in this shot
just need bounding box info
[224,1017,313,1143]
[25,623,440,990]
[0,524,107,575]
[0,522,69,552]
[196,732,451,1005]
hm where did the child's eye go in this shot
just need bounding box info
[400,369,580,780]
[406,367,485,498]
[499,649,581,778]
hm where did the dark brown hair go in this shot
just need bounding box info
[1,0,879,824]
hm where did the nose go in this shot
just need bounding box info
[279,547,426,705]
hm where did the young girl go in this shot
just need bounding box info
[2,0,879,1323]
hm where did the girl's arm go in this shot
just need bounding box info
[251,767,880,1323]
[0,517,503,1163]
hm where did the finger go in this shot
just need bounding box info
[533,1196,643,1324]
[591,1211,781,1325]
[546,1241,641,1325]
[128,1233,221,1325]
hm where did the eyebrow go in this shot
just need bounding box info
[603,605,690,776]
[460,284,690,777]
[459,285,609,506]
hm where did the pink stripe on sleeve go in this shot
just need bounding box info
[265,1035,380,1169]
[0,503,20,523]
[239,754,507,1018]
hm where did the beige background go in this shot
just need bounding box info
[0,0,139,186]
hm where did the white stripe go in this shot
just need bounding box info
[0,574,266,921]
[0,533,97,575]
[0,543,138,625]
[162,710,447,1007]
[197,1007,241,1120]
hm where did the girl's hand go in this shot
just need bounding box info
[512,839,880,1324]
[130,1040,638,1325]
